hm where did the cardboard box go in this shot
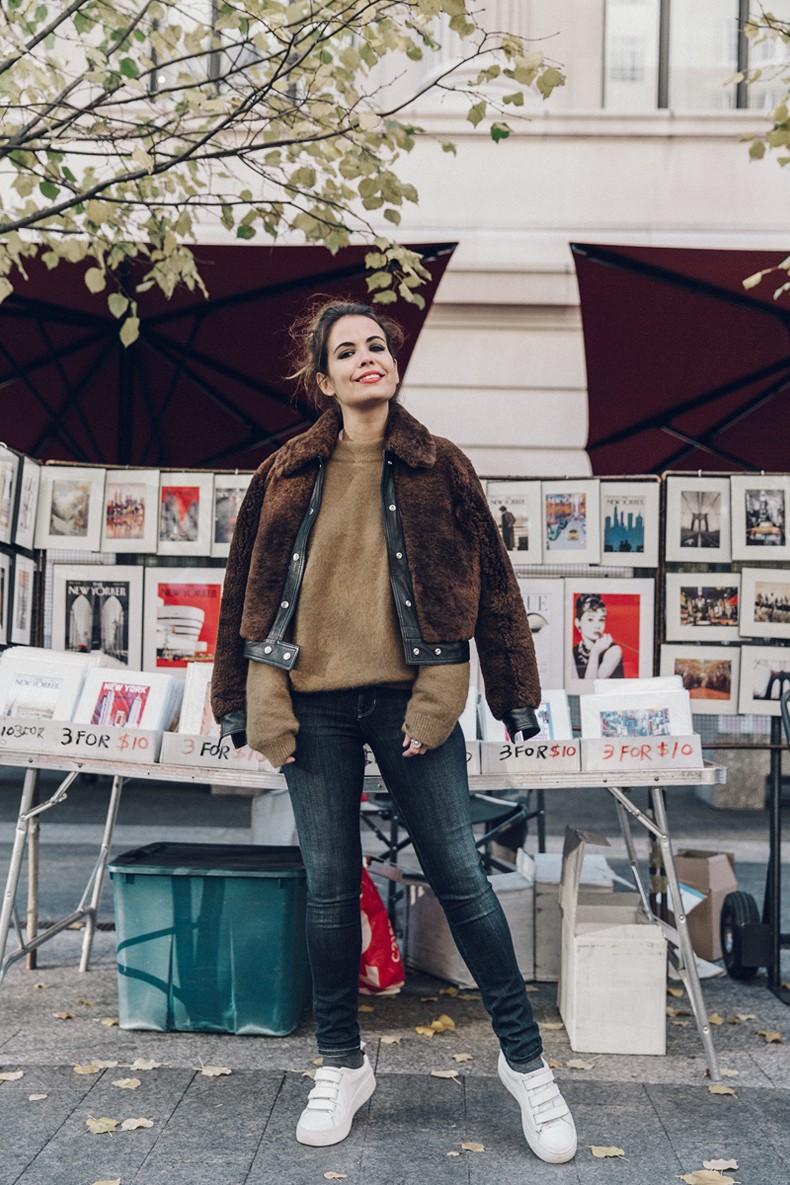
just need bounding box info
[405,866,535,987]
[558,828,667,1056]
[671,849,737,962]
[525,851,615,983]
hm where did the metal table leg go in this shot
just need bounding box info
[0,769,40,979]
[79,774,125,972]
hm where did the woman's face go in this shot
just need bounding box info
[576,606,607,643]
[317,315,399,411]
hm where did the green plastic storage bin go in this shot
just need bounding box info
[107,843,308,1036]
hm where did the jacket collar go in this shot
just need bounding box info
[275,400,437,476]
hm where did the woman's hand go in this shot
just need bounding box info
[590,632,613,655]
[402,734,427,757]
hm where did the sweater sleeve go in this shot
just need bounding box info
[245,659,299,768]
[403,661,470,750]
[211,465,269,726]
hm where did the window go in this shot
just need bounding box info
[604,0,790,111]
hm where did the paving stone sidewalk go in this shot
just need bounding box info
[0,928,788,1185]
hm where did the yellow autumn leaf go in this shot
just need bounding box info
[121,1116,154,1130]
[703,1160,739,1171]
[100,1017,119,1027]
[457,993,478,1000]
[566,1058,595,1070]
[91,1179,121,1185]
[708,1085,736,1097]
[541,1020,565,1030]
[672,1019,690,1027]
[415,1026,436,1037]
[0,1070,23,1082]
[546,1058,563,1069]
[451,1053,473,1063]
[440,986,458,996]
[707,1012,725,1026]
[130,1059,161,1071]
[199,1065,232,1076]
[667,986,685,998]
[86,1116,118,1134]
[358,1004,374,1012]
[590,1145,625,1158]
[53,1012,75,1020]
[446,1150,460,1157]
[667,1007,691,1018]
[430,1069,460,1081]
[34,983,49,990]
[302,1069,316,1079]
[73,1064,102,1076]
[324,1173,347,1180]
[76,998,94,1007]
[28,1094,48,1101]
[380,1036,400,1045]
[112,1078,141,1090]
[735,1013,756,1021]
[679,1172,736,1185]
[525,984,539,992]
[756,1029,783,1043]
[461,1140,485,1152]
[431,1014,456,1032]
[720,1068,739,1078]
[420,996,438,1003]
[313,1058,324,1066]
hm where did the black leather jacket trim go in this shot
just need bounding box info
[244,452,469,670]
[502,707,541,741]
[219,709,247,749]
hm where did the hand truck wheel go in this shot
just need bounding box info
[720,890,761,980]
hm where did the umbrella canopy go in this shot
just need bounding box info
[572,242,790,475]
[0,242,455,469]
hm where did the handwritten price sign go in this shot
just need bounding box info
[159,732,275,772]
[481,740,581,774]
[582,735,703,772]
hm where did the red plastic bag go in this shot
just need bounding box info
[359,863,405,995]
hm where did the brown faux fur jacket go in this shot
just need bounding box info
[211,401,540,732]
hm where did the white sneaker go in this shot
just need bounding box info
[498,1052,577,1164]
[296,1056,376,1147]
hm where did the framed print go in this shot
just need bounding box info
[535,689,573,740]
[541,480,601,565]
[158,472,214,557]
[0,552,10,646]
[51,564,144,667]
[739,567,790,640]
[178,661,219,736]
[14,457,41,551]
[10,554,35,645]
[664,572,740,642]
[211,473,253,559]
[600,480,659,568]
[664,475,731,563]
[564,577,655,695]
[486,479,543,567]
[659,644,741,716]
[101,469,160,553]
[0,446,19,547]
[34,465,105,551]
[580,688,693,739]
[738,645,790,715]
[730,475,790,561]
[143,566,224,674]
[0,656,85,721]
[518,578,564,690]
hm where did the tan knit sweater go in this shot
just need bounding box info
[246,436,469,767]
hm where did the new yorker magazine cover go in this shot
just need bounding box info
[52,565,144,667]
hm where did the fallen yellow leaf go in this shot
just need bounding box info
[130,1059,161,1071]
[302,1069,316,1079]
[199,1065,232,1077]
[430,1069,460,1082]
[541,1021,565,1030]
[707,1013,725,1026]
[28,1094,47,1101]
[90,1179,121,1185]
[720,1068,739,1078]
[415,1026,436,1037]
[120,1117,154,1130]
[100,1017,119,1028]
[546,1058,563,1069]
[756,1029,783,1043]
[439,986,458,997]
[0,1070,23,1082]
[358,1004,374,1012]
[451,1053,473,1063]
[86,1116,118,1135]
[420,996,438,1003]
[679,1172,736,1185]
[735,1012,756,1022]
[323,1173,347,1180]
[667,1007,691,1018]
[112,1078,141,1090]
[590,1145,625,1158]
[446,1151,460,1157]
[52,1012,75,1020]
[672,1020,690,1027]
[708,1085,736,1097]
[73,1064,102,1076]
[313,1058,324,1067]
[380,1036,400,1045]
[431,1014,456,1032]
[457,993,478,1000]
[667,986,685,998]
[461,1141,485,1152]
[703,1160,739,1171]
[566,1058,595,1070]
[34,983,48,990]
[525,984,539,993]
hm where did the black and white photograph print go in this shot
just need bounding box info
[101,469,160,554]
[486,480,543,567]
[659,644,741,716]
[664,475,731,563]
[664,572,740,642]
[600,480,659,568]
[731,475,790,562]
[14,456,41,550]
[51,564,144,667]
[739,567,790,641]
[212,473,253,559]
[738,645,790,715]
[34,465,105,552]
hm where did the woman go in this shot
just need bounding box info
[212,299,576,1164]
[573,592,624,680]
